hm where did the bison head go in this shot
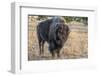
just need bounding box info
[49,23,70,57]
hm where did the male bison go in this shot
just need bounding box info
[37,17,70,58]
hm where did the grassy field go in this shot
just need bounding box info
[28,16,88,60]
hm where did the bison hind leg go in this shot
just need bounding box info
[38,40,42,55]
[41,40,45,54]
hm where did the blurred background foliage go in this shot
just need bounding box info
[37,16,88,25]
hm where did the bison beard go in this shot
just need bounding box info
[37,17,70,58]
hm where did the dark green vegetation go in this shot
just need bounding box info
[37,16,88,25]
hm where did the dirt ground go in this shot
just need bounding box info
[28,16,88,61]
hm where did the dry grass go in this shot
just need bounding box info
[61,31,88,59]
[28,16,88,60]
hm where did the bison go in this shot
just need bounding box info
[37,17,70,58]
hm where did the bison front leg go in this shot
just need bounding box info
[57,51,60,58]
[49,41,56,58]
[51,51,55,58]
[56,49,60,58]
